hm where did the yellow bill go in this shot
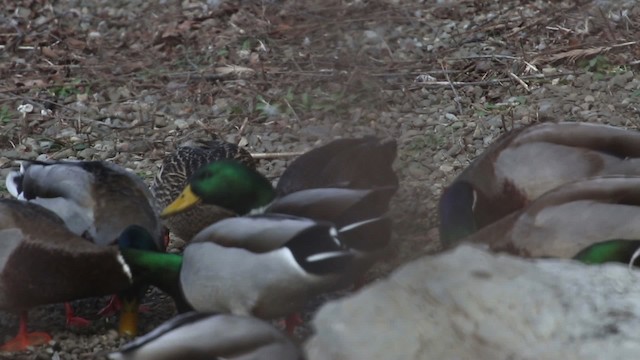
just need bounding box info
[118,298,139,336]
[160,185,202,218]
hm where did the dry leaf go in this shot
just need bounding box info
[215,65,256,75]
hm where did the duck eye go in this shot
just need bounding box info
[196,170,212,180]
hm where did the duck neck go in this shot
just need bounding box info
[120,249,185,301]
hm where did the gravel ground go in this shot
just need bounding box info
[1,0,640,358]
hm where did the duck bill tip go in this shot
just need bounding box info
[118,299,140,337]
[160,185,201,218]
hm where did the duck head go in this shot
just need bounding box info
[161,161,275,217]
[439,181,477,247]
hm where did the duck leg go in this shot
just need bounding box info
[97,295,122,317]
[64,302,91,327]
[118,296,140,336]
[284,313,303,335]
[0,311,51,351]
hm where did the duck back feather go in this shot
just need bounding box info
[6,160,162,248]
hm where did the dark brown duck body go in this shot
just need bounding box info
[275,136,398,196]
[0,199,131,311]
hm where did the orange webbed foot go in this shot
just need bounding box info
[64,303,91,327]
[0,331,52,352]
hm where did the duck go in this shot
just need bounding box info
[6,160,163,247]
[107,312,304,360]
[273,136,398,196]
[439,122,640,247]
[151,138,256,242]
[454,175,640,265]
[0,199,133,352]
[5,159,164,336]
[160,137,398,272]
[118,212,388,333]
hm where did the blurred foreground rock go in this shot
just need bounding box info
[306,245,640,360]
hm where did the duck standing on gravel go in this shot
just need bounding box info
[0,199,134,352]
[439,122,640,246]
[108,312,305,360]
[152,138,256,243]
[162,137,399,285]
[120,137,398,332]
[5,159,164,336]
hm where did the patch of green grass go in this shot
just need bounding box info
[475,97,525,117]
[248,87,361,120]
[255,95,281,117]
[240,39,253,51]
[0,106,12,124]
[49,79,87,98]
[578,55,627,76]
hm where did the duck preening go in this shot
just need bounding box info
[439,122,640,247]
[160,137,399,278]
[147,137,397,332]
[0,136,399,352]
[5,159,164,336]
[119,212,388,329]
[0,199,133,351]
[456,175,640,265]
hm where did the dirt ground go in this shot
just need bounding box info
[0,0,639,358]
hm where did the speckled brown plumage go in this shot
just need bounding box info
[152,138,256,242]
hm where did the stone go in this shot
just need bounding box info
[306,245,640,360]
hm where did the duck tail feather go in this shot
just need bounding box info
[335,186,397,227]
[5,171,24,199]
[338,216,392,252]
[285,224,354,275]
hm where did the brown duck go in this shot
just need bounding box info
[439,122,640,246]
[455,175,640,266]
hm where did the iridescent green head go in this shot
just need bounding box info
[161,160,276,217]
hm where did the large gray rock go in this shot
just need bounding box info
[305,245,640,360]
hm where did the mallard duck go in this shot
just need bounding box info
[160,137,398,272]
[6,160,163,247]
[5,159,164,336]
[439,122,640,247]
[107,312,304,360]
[0,199,132,351]
[454,175,640,264]
[151,138,256,242]
[119,213,387,332]
[274,136,398,196]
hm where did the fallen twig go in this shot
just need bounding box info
[250,151,305,159]
[439,60,463,114]
[508,72,530,92]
